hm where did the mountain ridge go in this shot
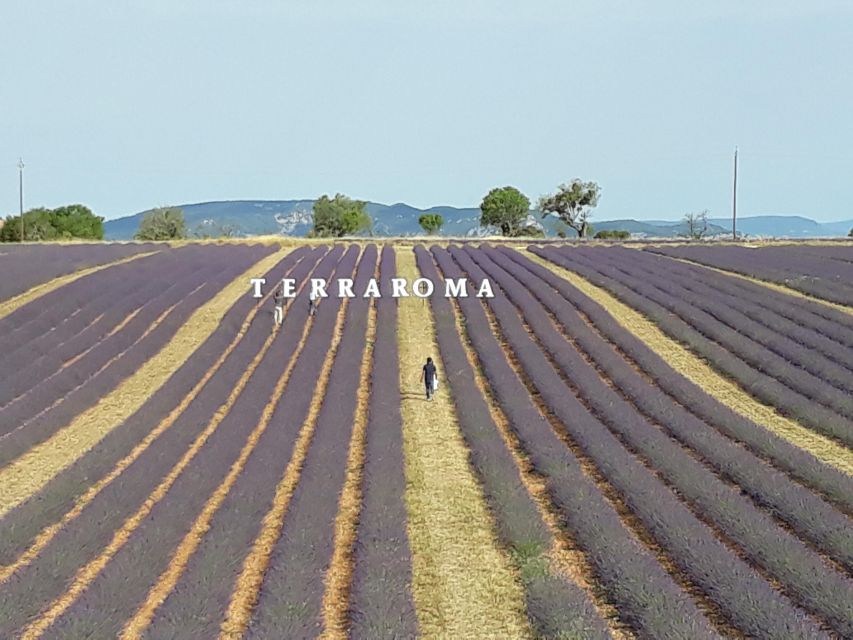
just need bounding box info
[103,200,853,240]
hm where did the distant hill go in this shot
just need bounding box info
[104,200,853,240]
[708,215,853,238]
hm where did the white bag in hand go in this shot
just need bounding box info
[432,375,439,391]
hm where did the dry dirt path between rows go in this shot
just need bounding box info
[396,248,533,640]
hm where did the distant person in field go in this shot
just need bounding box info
[421,357,438,401]
[273,287,284,326]
[308,290,317,316]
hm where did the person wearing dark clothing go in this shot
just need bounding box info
[421,357,438,401]
[273,288,284,326]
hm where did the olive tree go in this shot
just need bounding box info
[538,179,600,238]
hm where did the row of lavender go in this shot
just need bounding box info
[425,244,853,638]
[348,247,418,639]
[0,245,275,467]
[647,244,853,306]
[532,245,853,448]
[0,242,161,302]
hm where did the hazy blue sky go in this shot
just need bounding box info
[2,1,851,221]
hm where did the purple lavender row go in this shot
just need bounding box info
[0,248,242,429]
[785,245,853,265]
[0,245,274,469]
[0,246,316,569]
[0,246,182,361]
[485,245,853,563]
[348,245,418,640]
[506,247,853,513]
[132,246,355,640]
[0,246,241,406]
[0,242,161,303]
[577,246,853,393]
[562,246,853,420]
[534,246,853,448]
[0,245,237,377]
[246,245,376,638]
[448,245,834,639]
[470,246,853,627]
[16,247,344,639]
[605,247,853,365]
[647,245,853,306]
[423,245,713,639]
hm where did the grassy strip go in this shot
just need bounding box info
[219,250,360,638]
[0,249,289,519]
[0,250,160,321]
[423,247,618,639]
[522,249,853,476]
[395,249,533,640]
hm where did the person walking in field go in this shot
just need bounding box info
[273,287,284,327]
[421,357,438,401]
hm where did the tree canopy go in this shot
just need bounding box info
[418,213,444,235]
[0,204,104,242]
[538,179,600,238]
[134,207,187,241]
[310,194,372,238]
[480,186,531,237]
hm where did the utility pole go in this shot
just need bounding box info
[732,147,738,241]
[17,158,25,242]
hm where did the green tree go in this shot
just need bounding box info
[418,213,444,235]
[848,227,852,237]
[0,205,103,242]
[134,207,187,241]
[538,179,601,238]
[310,194,372,238]
[480,186,530,237]
[51,204,104,239]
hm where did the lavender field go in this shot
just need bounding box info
[0,240,851,639]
